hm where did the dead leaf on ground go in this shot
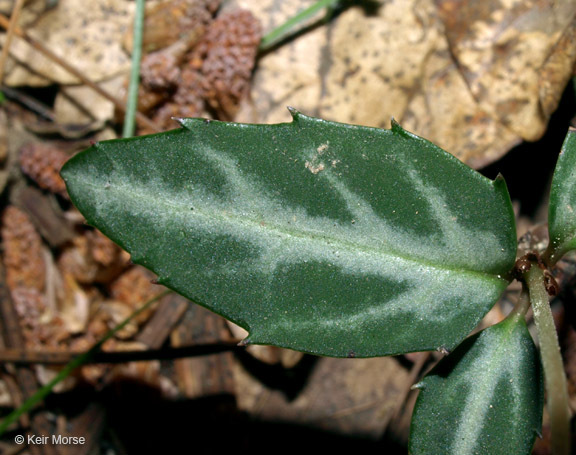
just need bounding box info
[234,355,410,439]
[234,0,576,167]
[436,0,576,141]
[2,0,134,86]
[54,75,127,134]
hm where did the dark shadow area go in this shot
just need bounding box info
[480,82,576,218]
[234,350,319,401]
[95,378,405,454]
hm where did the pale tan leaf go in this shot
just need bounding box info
[3,0,133,86]
[235,0,575,167]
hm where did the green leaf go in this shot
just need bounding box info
[61,110,516,357]
[548,128,576,263]
[410,315,543,455]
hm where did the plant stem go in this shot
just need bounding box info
[508,284,531,319]
[259,0,340,51]
[122,0,146,138]
[525,265,571,455]
[0,290,170,436]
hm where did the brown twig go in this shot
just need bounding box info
[0,13,161,133]
[0,342,240,365]
[0,85,56,121]
[0,0,25,83]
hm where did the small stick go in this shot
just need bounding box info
[0,342,239,365]
[0,0,25,83]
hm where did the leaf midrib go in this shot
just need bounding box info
[78,173,507,284]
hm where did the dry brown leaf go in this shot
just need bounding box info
[234,355,410,438]
[2,0,133,86]
[235,0,574,167]
[436,0,576,141]
[0,0,53,27]
[53,75,126,132]
[109,266,161,324]
[58,230,126,284]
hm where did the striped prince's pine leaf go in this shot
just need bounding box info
[410,314,543,455]
[61,109,517,357]
[547,128,576,264]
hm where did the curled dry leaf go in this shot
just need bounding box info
[109,266,161,324]
[100,300,139,339]
[58,229,127,284]
[58,273,91,335]
[11,287,67,348]
[19,142,69,198]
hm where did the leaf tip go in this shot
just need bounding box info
[492,173,512,196]
[494,172,505,183]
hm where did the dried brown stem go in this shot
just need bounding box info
[0,342,239,365]
[0,0,25,83]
